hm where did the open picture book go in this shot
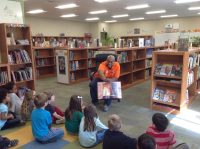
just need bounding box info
[97,81,122,99]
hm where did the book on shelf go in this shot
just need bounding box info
[146,59,152,68]
[69,51,74,60]
[146,48,153,58]
[188,53,200,69]
[70,72,75,81]
[154,64,182,77]
[187,70,194,87]
[178,38,189,51]
[133,51,137,60]
[97,82,122,100]
[145,70,150,78]
[36,59,51,66]
[11,67,33,82]
[117,52,128,63]
[8,49,31,64]
[0,71,9,85]
[139,38,144,47]
[70,61,79,70]
[153,88,177,103]
[88,50,95,58]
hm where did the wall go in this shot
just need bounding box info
[108,16,200,37]
[25,16,93,36]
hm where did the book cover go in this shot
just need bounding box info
[153,88,160,100]
[163,89,177,103]
[154,64,162,75]
[97,82,122,99]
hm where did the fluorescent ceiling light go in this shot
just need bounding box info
[85,17,99,21]
[105,20,117,23]
[146,10,166,14]
[188,7,200,10]
[129,17,144,21]
[27,9,46,14]
[160,14,178,18]
[174,0,200,4]
[61,14,77,18]
[94,0,119,3]
[198,12,200,14]
[125,4,149,10]
[89,10,107,14]
[112,14,129,18]
[55,3,78,9]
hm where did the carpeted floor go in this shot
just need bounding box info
[1,77,200,149]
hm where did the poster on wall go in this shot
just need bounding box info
[0,0,23,24]
[58,56,66,75]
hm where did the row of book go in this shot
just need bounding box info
[154,64,182,77]
[0,71,9,85]
[11,67,33,82]
[88,50,95,58]
[117,52,128,63]
[36,59,53,66]
[187,70,194,87]
[70,61,80,70]
[153,88,177,103]
[88,60,95,68]
[8,49,31,64]
[188,53,200,69]
[146,59,152,68]
[133,51,145,60]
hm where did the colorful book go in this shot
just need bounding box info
[97,82,122,99]
[163,89,177,103]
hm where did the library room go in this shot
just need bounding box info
[0,0,200,149]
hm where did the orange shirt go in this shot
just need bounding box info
[95,61,120,79]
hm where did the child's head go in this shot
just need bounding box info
[43,91,55,103]
[0,88,9,103]
[83,105,97,131]
[138,133,156,149]
[108,114,121,131]
[24,90,35,101]
[65,95,83,119]
[34,93,48,108]
[5,82,17,93]
[152,113,169,132]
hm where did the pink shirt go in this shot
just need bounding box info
[146,125,176,149]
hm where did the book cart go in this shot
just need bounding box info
[151,49,200,114]
[0,23,35,90]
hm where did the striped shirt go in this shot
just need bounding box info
[146,125,176,149]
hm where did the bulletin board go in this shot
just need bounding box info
[0,0,23,24]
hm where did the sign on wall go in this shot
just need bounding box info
[0,0,23,24]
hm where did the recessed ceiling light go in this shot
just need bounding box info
[198,12,200,14]
[146,10,166,14]
[112,14,129,18]
[94,0,119,3]
[129,17,144,21]
[55,3,78,9]
[174,0,200,4]
[105,20,117,23]
[27,9,46,14]
[60,14,77,18]
[188,7,200,10]
[160,14,178,18]
[85,17,99,21]
[89,10,107,14]
[125,4,149,10]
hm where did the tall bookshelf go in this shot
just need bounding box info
[151,49,199,114]
[0,23,35,90]
[33,47,56,79]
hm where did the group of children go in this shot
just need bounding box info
[0,81,190,149]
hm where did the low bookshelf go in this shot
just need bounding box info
[151,49,199,114]
[33,47,56,79]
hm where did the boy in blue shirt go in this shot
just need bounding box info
[31,93,64,144]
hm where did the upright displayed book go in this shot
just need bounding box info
[0,23,35,89]
[97,82,122,99]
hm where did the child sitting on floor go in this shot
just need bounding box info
[146,113,176,149]
[65,95,83,134]
[138,133,156,149]
[21,90,36,121]
[44,92,65,124]
[31,93,64,144]
[79,105,108,148]
[103,114,137,149]
[0,88,21,130]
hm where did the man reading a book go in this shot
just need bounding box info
[90,55,120,112]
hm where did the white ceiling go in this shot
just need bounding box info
[24,0,200,22]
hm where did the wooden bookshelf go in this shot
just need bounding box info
[33,47,56,79]
[151,49,199,114]
[0,23,35,90]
